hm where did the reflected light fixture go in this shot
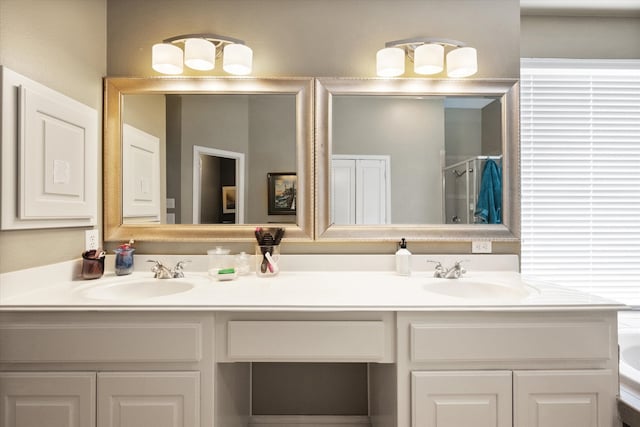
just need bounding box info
[376,37,477,78]
[152,33,253,76]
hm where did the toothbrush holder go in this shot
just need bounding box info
[255,245,280,277]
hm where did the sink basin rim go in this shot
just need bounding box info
[421,278,536,300]
[79,278,197,301]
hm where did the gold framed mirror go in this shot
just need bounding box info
[315,78,520,242]
[104,77,314,242]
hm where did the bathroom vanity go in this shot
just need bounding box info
[0,255,626,427]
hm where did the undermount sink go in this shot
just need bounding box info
[422,279,534,301]
[80,279,195,301]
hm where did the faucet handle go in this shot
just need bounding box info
[172,260,191,278]
[146,259,172,279]
[452,259,469,277]
[426,259,446,278]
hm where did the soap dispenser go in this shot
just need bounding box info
[395,238,411,276]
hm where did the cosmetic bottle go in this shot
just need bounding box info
[395,238,411,276]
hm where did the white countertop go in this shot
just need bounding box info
[0,255,626,312]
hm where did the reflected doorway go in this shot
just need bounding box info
[192,146,245,224]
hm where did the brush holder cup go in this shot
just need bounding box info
[255,245,280,277]
[81,251,105,280]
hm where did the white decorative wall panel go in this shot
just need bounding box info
[122,123,160,221]
[1,66,98,229]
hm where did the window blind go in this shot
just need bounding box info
[520,59,640,307]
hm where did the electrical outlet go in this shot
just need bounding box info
[472,240,492,254]
[85,229,100,251]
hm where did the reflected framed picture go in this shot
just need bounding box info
[267,172,297,215]
[222,186,236,214]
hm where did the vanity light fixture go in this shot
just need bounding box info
[152,33,253,76]
[376,37,477,78]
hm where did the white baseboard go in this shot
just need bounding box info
[249,415,371,427]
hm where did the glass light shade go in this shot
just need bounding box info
[414,43,444,75]
[223,44,253,75]
[184,38,216,70]
[446,46,478,78]
[376,47,405,77]
[152,43,183,75]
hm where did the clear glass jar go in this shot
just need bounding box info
[235,251,251,275]
[207,247,232,276]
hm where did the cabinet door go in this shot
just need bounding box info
[97,372,200,427]
[0,372,96,427]
[412,371,512,427]
[514,370,615,427]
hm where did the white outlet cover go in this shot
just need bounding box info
[85,229,100,250]
[472,240,492,253]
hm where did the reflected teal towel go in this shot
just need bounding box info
[474,159,502,224]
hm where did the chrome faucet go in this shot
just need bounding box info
[428,260,467,279]
[146,260,190,279]
[171,260,190,278]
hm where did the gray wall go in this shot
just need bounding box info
[107,0,520,79]
[482,100,503,156]
[247,95,297,224]
[179,95,250,224]
[521,15,640,59]
[170,94,296,225]
[4,0,639,270]
[0,0,106,273]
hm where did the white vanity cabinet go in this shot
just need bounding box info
[411,369,614,427]
[398,311,620,427]
[0,372,96,427]
[412,370,513,427]
[0,371,200,427]
[0,312,213,427]
[513,370,614,427]
[97,372,200,427]
[0,308,621,427]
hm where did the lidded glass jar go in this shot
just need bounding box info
[207,247,233,276]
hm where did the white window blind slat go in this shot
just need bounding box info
[520,58,640,307]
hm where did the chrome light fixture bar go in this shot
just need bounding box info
[152,33,253,76]
[377,37,477,78]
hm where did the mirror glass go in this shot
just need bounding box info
[122,93,296,225]
[331,94,502,225]
[315,78,520,241]
[104,77,313,243]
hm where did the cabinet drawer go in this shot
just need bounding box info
[410,320,611,363]
[227,320,386,361]
[0,322,202,363]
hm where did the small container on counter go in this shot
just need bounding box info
[255,245,280,277]
[81,249,105,280]
[235,251,251,275]
[395,237,411,276]
[208,247,233,276]
[114,240,135,276]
